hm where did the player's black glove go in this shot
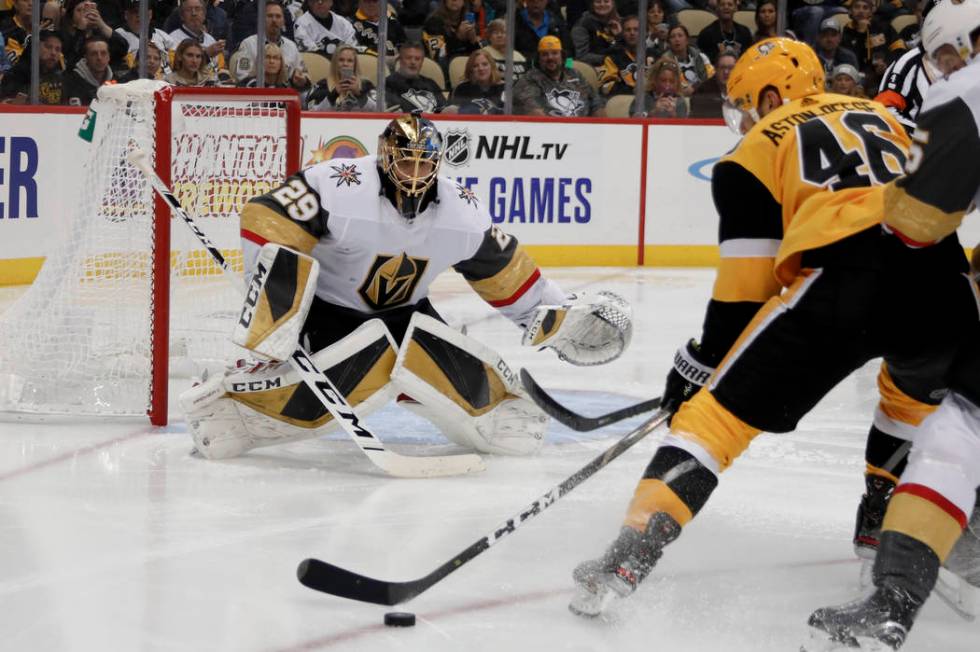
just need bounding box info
[662,339,716,415]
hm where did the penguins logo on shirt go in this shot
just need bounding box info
[358,253,430,309]
[401,89,439,112]
[544,88,585,117]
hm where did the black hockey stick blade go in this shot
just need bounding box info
[520,368,661,431]
[297,409,670,605]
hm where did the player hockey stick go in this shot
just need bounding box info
[520,368,662,431]
[296,408,671,604]
[127,146,485,479]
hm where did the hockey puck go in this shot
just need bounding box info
[383,612,416,627]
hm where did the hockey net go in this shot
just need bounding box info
[0,80,301,425]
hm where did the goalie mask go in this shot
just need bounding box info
[378,111,443,214]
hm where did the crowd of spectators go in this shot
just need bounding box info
[0,0,926,115]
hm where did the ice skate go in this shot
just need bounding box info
[569,513,680,618]
[853,475,895,560]
[806,584,922,651]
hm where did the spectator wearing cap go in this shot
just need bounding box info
[1,29,65,103]
[351,0,407,58]
[514,0,570,61]
[384,40,449,112]
[814,16,858,78]
[829,62,867,97]
[696,0,752,62]
[790,0,848,46]
[689,48,736,118]
[483,18,528,80]
[840,0,903,73]
[629,57,688,117]
[64,34,114,105]
[294,0,356,57]
[662,23,713,96]
[571,0,622,67]
[513,35,605,116]
[116,1,176,72]
[232,0,308,89]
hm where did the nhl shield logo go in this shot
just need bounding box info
[444,129,471,167]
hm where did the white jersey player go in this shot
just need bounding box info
[808,1,980,649]
[180,112,632,461]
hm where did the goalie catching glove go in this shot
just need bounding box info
[521,291,633,366]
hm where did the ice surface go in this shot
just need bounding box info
[0,268,976,651]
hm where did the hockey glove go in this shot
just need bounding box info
[662,339,716,415]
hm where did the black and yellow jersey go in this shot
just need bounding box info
[699,93,911,362]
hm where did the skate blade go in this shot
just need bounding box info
[934,568,978,622]
[801,624,858,652]
[802,625,899,652]
[568,584,617,618]
[857,559,873,590]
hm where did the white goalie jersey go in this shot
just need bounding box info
[239,154,565,326]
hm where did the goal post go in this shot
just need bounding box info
[0,81,302,425]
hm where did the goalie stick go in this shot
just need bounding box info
[520,368,662,431]
[296,408,671,604]
[127,146,485,479]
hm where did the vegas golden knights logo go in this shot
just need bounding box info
[358,253,429,310]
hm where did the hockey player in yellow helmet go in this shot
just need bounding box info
[568,35,980,628]
[722,37,825,133]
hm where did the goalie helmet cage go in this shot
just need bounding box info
[0,81,301,426]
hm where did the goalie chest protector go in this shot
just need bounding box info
[302,155,491,313]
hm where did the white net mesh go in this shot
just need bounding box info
[0,80,294,419]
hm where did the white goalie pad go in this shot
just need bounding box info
[233,243,319,361]
[521,290,633,366]
[391,313,547,456]
[181,319,397,459]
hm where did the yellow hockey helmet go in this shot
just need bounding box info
[378,110,443,197]
[723,38,825,133]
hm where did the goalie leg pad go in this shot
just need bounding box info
[392,313,547,456]
[234,243,320,361]
[181,319,398,459]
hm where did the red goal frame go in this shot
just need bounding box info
[149,86,302,425]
